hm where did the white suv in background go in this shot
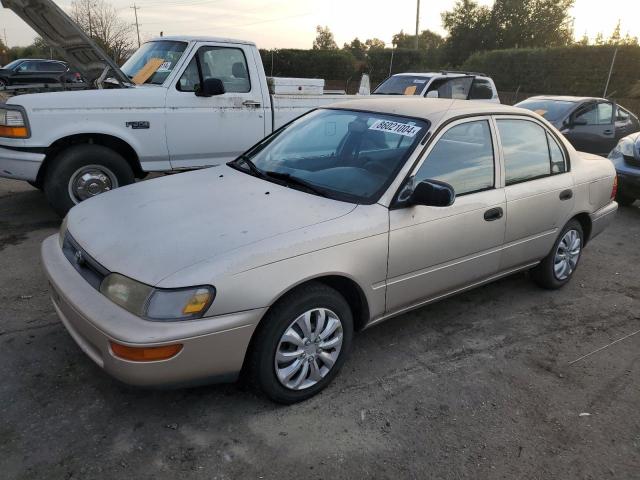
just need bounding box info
[374,71,500,103]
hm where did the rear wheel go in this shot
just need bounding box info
[248,282,353,404]
[616,192,636,206]
[44,144,135,216]
[531,219,583,289]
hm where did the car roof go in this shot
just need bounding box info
[392,72,490,80]
[10,58,66,63]
[523,95,607,103]
[326,97,525,122]
[148,35,256,46]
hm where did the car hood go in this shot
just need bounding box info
[8,84,161,110]
[1,0,129,85]
[66,165,357,286]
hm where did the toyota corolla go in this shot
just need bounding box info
[42,98,618,403]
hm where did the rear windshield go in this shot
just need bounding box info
[374,76,431,96]
[515,99,576,122]
[121,41,188,85]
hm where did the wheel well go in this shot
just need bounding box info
[36,133,144,186]
[573,212,592,245]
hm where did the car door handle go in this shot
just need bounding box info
[559,189,573,200]
[243,100,261,107]
[484,207,503,221]
[603,129,613,135]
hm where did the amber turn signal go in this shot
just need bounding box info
[0,125,28,138]
[110,341,183,362]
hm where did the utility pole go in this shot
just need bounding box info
[414,0,420,50]
[131,4,142,48]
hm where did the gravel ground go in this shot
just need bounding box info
[1,177,639,480]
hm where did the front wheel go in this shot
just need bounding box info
[44,144,135,216]
[531,219,584,289]
[247,282,353,404]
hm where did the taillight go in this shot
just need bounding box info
[611,175,618,200]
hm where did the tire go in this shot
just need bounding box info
[531,219,584,290]
[247,282,354,404]
[615,192,636,206]
[44,144,135,216]
[27,180,43,191]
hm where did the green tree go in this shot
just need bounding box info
[441,0,495,65]
[343,37,367,60]
[392,29,443,50]
[313,25,338,50]
[365,38,386,50]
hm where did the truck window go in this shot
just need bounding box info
[178,47,251,94]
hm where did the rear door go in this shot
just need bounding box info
[496,116,574,270]
[165,42,268,169]
[564,101,616,155]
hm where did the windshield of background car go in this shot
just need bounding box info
[241,109,429,204]
[374,76,431,95]
[2,60,22,70]
[516,99,576,122]
[121,41,187,85]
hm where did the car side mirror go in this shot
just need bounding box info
[196,78,225,97]
[409,179,455,207]
[426,90,439,99]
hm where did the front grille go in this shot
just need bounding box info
[62,233,109,290]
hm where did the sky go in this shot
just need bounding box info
[0,0,638,49]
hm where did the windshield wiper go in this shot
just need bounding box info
[263,171,329,198]
[229,155,268,179]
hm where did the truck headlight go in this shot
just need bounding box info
[0,106,29,138]
[100,273,215,321]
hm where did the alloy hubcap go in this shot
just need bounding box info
[275,308,343,391]
[68,165,118,203]
[554,229,581,281]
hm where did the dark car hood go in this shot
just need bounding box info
[1,0,129,86]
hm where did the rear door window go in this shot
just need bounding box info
[469,79,493,100]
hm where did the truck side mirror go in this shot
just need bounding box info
[196,78,225,97]
[426,90,439,98]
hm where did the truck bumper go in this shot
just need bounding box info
[0,146,45,182]
[41,234,264,388]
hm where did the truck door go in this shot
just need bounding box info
[165,43,268,169]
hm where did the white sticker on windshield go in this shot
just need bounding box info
[413,79,427,83]
[369,120,422,137]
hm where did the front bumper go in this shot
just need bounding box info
[41,234,265,387]
[0,145,45,181]
[589,201,618,242]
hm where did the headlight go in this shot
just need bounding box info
[100,273,215,321]
[0,106,29,138]
[58,215,68,248]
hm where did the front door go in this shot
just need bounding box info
[386,118,506,313]
[165,43,267,169]
[564,101,616,156]
[495,117,575,270]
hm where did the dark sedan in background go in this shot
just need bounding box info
[0,58,83,88]
[516,96,640,157]
[609,132,640,206]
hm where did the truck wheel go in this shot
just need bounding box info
[247,282,353,404]
[44,144,135,216]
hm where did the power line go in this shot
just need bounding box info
[131,3,141,48]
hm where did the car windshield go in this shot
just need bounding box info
[121,41,188,85]
[232,109,429,204]
[374,76,431,96]
[516,99,576,122]
[2,59,23,70]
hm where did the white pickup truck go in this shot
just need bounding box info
[0,0,367,215]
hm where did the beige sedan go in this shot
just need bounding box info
[42,98,618,403]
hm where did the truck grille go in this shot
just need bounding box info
[61,233,109,290]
